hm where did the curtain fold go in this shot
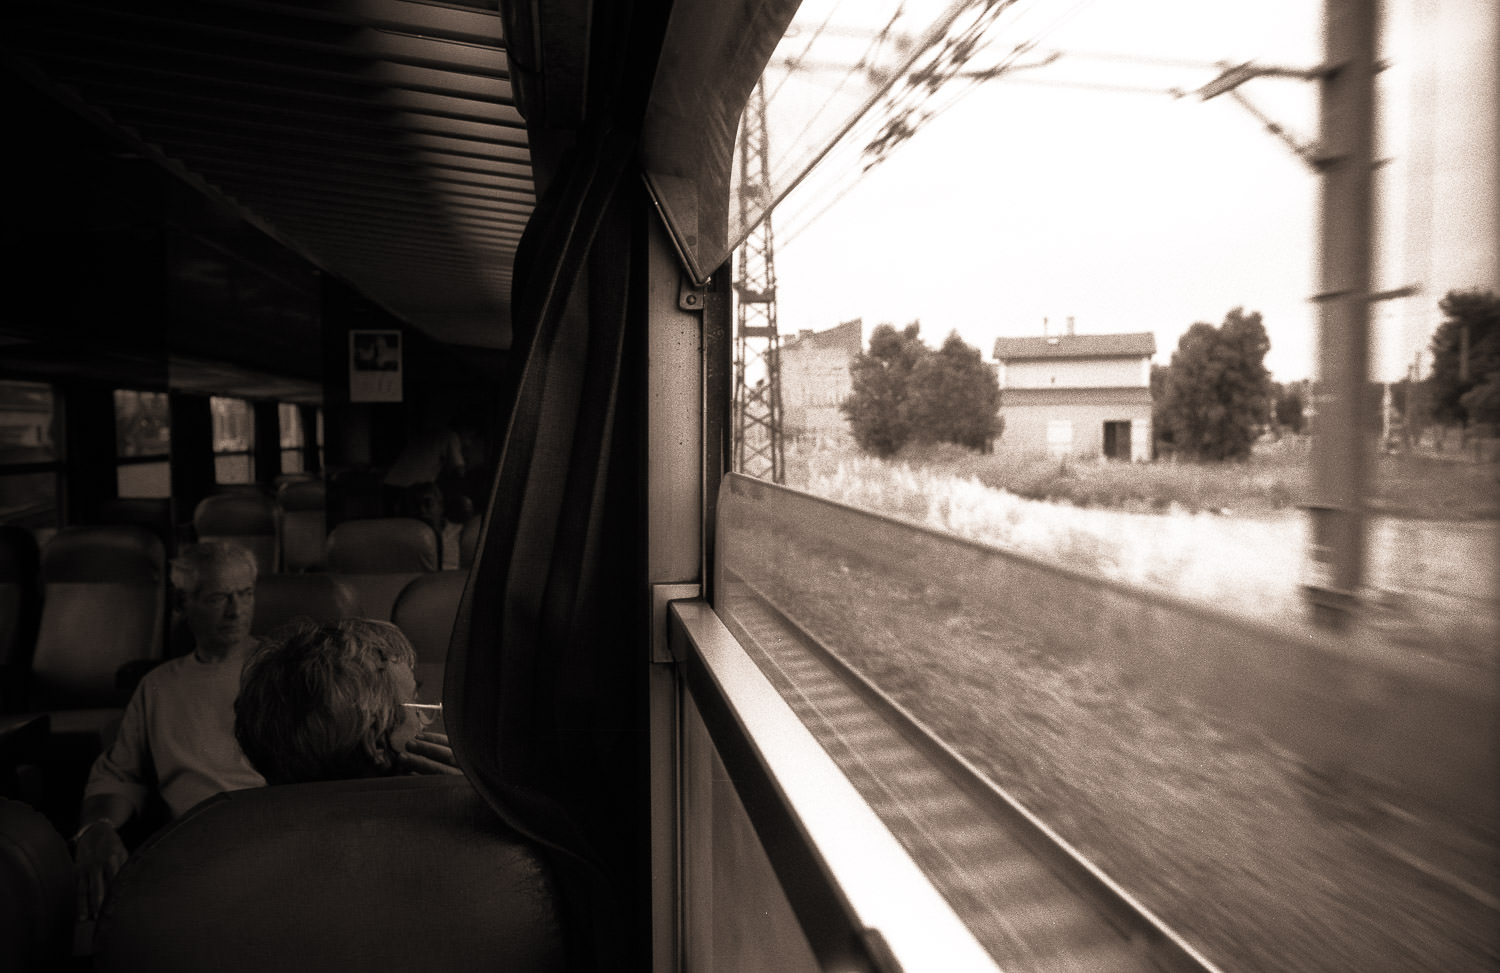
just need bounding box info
[444,4,676,968]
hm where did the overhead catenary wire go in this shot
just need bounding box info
[775,0,1104,250]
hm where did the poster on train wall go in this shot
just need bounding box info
[350,330,403,402]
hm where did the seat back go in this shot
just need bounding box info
[458,514,483,569]
[91,498,176,559]
[251,574,358,637]
[0,798,74,973]
[193,493,279,575]
[276,479,328,573]
[325,518,438,621]
[92,776,566,973]
[31,526,165,709]
[0,526,42,688]
[391,570,467,706]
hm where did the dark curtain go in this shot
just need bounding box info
[444,3,671,970]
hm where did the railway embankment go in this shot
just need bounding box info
[720,473,1499,973]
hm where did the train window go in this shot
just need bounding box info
[0,379,61,528]
[210,396,255,485]
[700,2,1499,971]
[113,390,170,499]
[278,403,304,475]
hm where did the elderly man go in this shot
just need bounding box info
[72,541,266,917]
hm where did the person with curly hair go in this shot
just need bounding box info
[234,619,459,784]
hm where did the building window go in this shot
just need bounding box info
[211,396,255,484]
[114,389,171,498]
[0,380,62,527]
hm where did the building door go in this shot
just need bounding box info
[1103,421,1131,460]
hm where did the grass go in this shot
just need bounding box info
[787,434,1499,521]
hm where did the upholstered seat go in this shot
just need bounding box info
[193,493,279,575]
[0,526,41,712]
[92,775,567,973]
[29,526,165,711]
[277,479,328,573]
[392,570,467,707]
[251,572,358,636]
[0,797,74,972]
[325,518,438,621]
[458,514,483,569]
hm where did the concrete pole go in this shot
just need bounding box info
[1304,0,1379,628]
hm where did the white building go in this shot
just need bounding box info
[992,330,1155,461]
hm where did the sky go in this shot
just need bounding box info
[751,0,1497,383]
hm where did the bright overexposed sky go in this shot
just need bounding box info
[749,0,1497,382]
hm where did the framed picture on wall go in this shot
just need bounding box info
[350,330,402,402]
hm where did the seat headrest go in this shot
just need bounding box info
[326,518,438,573]
[0,525,40,583]
[93,776,566,973]
[41,526,163,584]
[193,493,278,534]
[251,574,357,636]
[277,479,326,511]
[392,571,468,662]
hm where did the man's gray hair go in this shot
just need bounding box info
[170,541,258,594]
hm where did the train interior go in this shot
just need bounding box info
[3,1,1497,972]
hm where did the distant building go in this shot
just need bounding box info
[991,327,1155,461]
[779,319,862,443]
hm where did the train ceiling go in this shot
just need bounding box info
[3,0,530,352]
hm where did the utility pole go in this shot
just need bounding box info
[1302,0,1379,629]
[732,78,786,484]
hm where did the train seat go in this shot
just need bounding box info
[192,493,279,575]
[458,514,483,569]
[0,797,74,973]
[391,570,467,708]
[251,573,358,637]
[277,479,328,573]
[325,518,438,621]
[89,498,177,559]
[0,526,42,712]
[28,526,165,713]
[92,775,566,973]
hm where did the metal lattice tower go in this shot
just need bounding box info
[732,78,785,483]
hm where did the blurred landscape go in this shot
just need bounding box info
[781,435,1499,669]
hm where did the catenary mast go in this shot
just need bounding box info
[732,78,786,483]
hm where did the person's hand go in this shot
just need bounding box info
[400,730,464,775]
[73,821,128,919]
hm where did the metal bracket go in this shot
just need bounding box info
[678,277,706,312]
[651,583,701,662]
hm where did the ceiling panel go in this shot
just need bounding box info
[3,0,530,351]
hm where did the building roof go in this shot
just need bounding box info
[784,319,863,354]
[991,332,1156,361]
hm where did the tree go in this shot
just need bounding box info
[1156,308,1273,461]
[842,322,926,457]
[1273,380,1307,434]
[908,331,1001,452]
[1150,363,1174,456]
[1426,289,1500,427]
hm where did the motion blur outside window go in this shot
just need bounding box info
[211,396,254,485]
[716,2,1498,971]
[114,389,170,498]
[279,402,304,475]
[0,379,60,528]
